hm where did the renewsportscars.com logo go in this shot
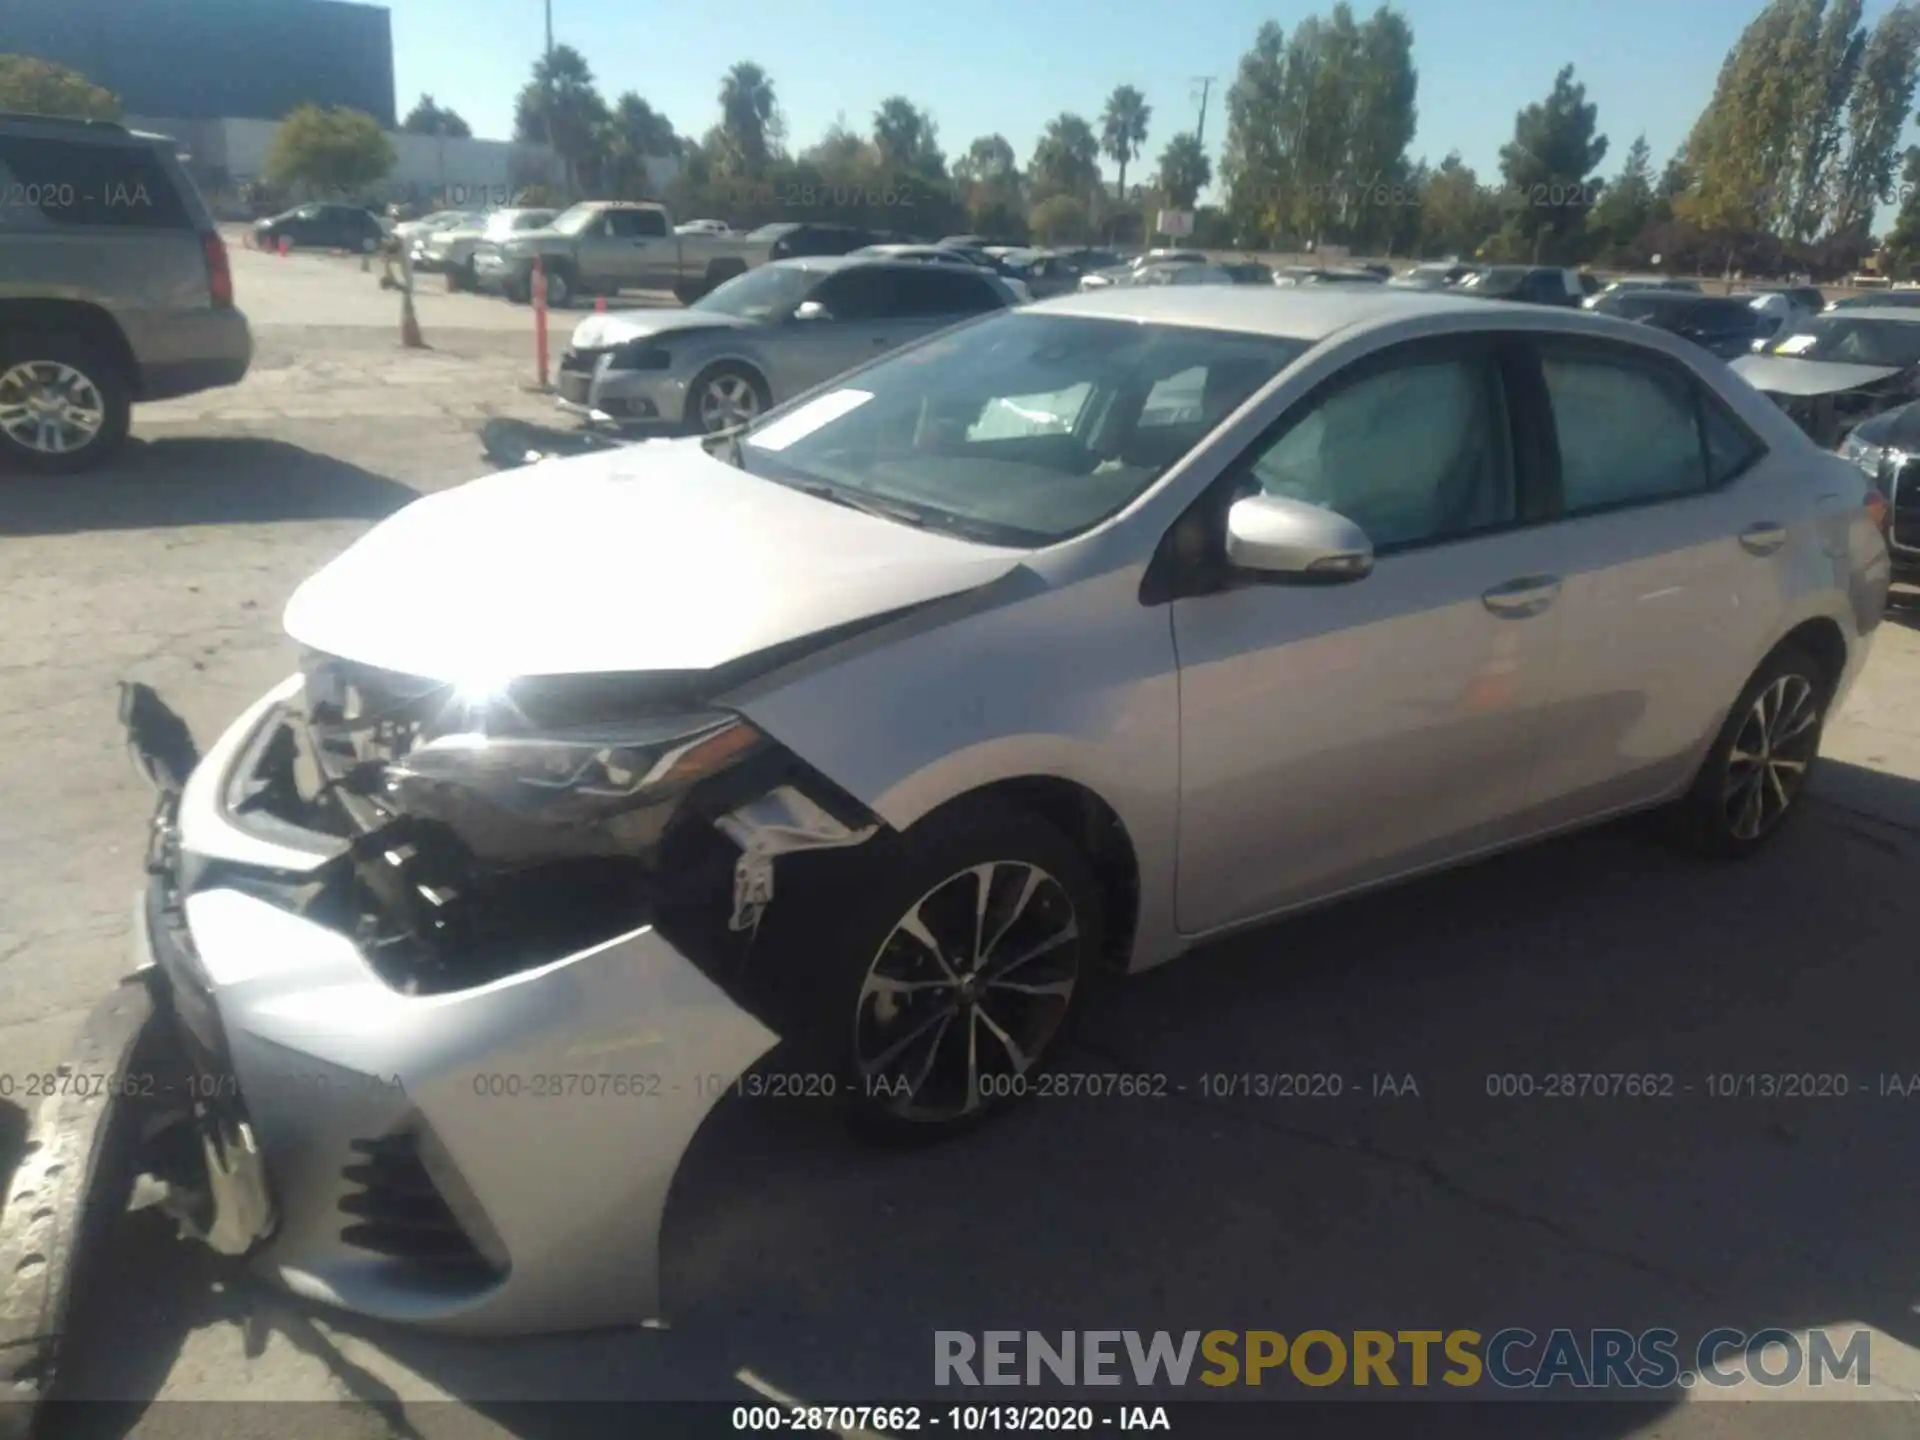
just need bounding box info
[934,1329,1873,1391]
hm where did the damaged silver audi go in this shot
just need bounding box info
[11,287,1890,1358]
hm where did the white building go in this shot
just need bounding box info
[128,115,680,217]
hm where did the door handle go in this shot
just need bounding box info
[1738,522,1787,555]
[1481,574,1562,619]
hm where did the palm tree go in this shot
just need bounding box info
[1100,85,1152,202]
[1157,131,1211,210]
[719,61,777,175]
[516,46,608,197]
[873,96,939,174]
[1030,113,1100,202]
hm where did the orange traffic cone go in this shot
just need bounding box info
[278,235,290,258]
[595,295,607,312]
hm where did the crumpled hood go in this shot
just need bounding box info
[569,309,755,349]
[1730,354,1904,397]
[283,441,1026,682]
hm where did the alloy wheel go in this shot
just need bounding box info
[1722,673,1821,842]
[854,861,1082,1122]
[697,374,760,432]
[0,360,107,457]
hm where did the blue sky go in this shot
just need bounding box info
[388,0,1908,198]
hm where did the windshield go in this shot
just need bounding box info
[747,223,797,241]
[730,313,1308,545]
[1768,317,1920,366]
[693,264,816,320]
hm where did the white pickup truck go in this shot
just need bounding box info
[470,201,770,307]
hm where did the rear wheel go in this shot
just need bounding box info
[0,333,132,474]
[757,799,1102,1141]
[1668,643,1830,857]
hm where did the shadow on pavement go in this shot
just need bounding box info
[0,439,418,537]
[0,1100,24,1213]
[44,763,1920,1439]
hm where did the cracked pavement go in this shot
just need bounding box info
[3,243,1920,1436]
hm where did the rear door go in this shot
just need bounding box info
[1512,335,1785,825]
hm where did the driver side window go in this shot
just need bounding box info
[1243,351,1516,550]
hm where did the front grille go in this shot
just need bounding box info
[1891,462,1920,552]
[339,1129,498,1275]
[559,372,593,405]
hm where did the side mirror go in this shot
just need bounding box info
[793,300,834,321]
[1224,492,1375,582]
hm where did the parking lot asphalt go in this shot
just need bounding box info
[3,243,1920,1436]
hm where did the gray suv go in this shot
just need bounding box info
[0,112,252,472]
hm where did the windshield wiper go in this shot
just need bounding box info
[793,479,929,527]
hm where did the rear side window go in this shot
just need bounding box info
[1701,392,1765,484]
[890,266,1002,316]
[1539,344,1708,512]
[0,136,191,230]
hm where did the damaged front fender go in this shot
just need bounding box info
[715,784,879,934]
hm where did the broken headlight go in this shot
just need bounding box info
[381,712,768,865]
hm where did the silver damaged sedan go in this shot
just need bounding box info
[34,287,1892,1344]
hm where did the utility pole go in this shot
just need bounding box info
[1192,76,1215,150]
[544,0,553,58]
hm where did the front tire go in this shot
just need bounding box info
[0,333,132,474]
[757,799,1103,1141]
[683,362,769,434]
[1668,643,1830,857]
[542,264,574,308]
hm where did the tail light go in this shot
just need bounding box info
[202,231,234,309]
[1865,487,1890,535]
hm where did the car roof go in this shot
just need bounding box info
[1027,284,1522,339]
[1819,306,1920,323]
[767,255,996,277]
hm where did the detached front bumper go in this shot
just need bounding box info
[122,677,780,1334]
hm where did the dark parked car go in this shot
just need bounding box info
[252,202,386,253]
[1591,290,1767,360]
[1454,265,1585,306]
[1839,399,1918,585]
[746,222,883,260]
[1826,290,1920,312]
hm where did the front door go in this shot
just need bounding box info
[767,267,907,394]
[1171,335,1567,933]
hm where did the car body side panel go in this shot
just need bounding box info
[724,563,1189,973]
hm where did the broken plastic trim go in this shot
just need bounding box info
[714,785,880,933]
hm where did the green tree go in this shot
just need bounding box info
[1029,113,1100,202]
[1829,3,1920,239]
[1780,0,1865,242]
[954,134,1019,190]
[803,118,876,177]
[1588,133,1655,259]
[401,94,471,138]
[597,93,678,199]
[514,46,611,196]
[1099,84,1152,201]
[1157,131,1212,209]
[1683,0,1820,233]
[872,96,944,177]
[1881,145,1920,274]
[1344,5,1418,248]
[266,105,395,197]
[1029,193,1091,243]
[718,61,779,176]
[1220,6,1419,249]
[1416,152,1496,256]
[0,55,121,120]
[1497,63,1608,262]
